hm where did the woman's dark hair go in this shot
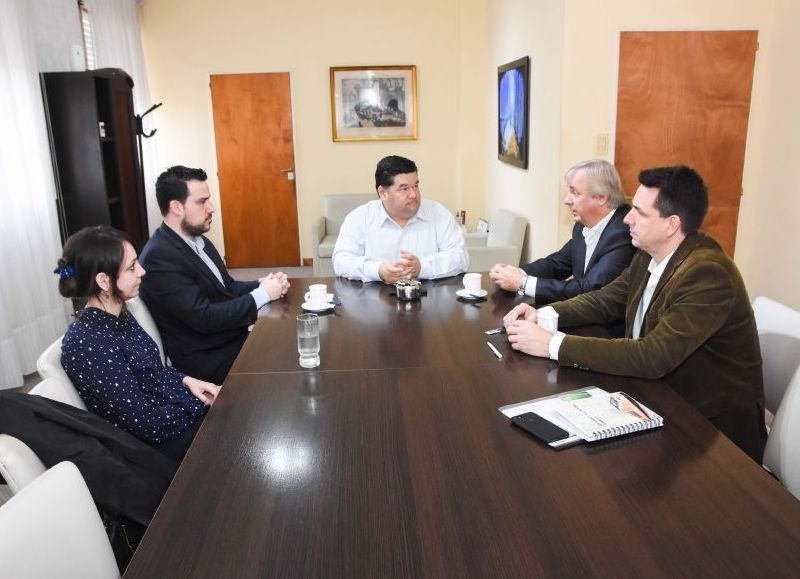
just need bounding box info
[56,225,130,302]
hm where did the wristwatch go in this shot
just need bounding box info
[517,273,528,296]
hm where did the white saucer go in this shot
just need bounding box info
[456,288,488,299]
[301,301,334,312]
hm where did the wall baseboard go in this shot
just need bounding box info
[302,258,313,267]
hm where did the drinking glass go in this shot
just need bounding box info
[297,313,320,368]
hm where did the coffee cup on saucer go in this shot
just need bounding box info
[304,284,329,309]
[463,273,482,294]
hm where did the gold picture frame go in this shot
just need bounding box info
[329,65,418,142]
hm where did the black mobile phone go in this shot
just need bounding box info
[511,412,573,445]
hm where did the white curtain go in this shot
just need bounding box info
[0,0,72,389]
[87,0,162,233]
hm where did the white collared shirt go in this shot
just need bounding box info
[519,208,616,299]
[166,223,270,309]
[332,199,469,282]
[631,248,677,339]
[582,208,615,273]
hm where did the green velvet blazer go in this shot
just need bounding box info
[554,233,766,461]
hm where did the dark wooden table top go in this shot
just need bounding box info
[125,275,800,578]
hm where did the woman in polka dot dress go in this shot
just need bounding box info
[57,225,219,462]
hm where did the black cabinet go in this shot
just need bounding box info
[41,68,149,250]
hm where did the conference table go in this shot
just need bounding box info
[125,274,800,577]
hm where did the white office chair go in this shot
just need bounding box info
[752,296,800,415]
[34,343,87,410]
[464,208,528,272]
[763,367,800,500]
[126,296,165,364]
[29,375,85,409]
[0,461,120,578]
[0,435,47,495]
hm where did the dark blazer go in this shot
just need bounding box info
[523,205,635,304]
[553,233,767,462]
[139,223,258,384]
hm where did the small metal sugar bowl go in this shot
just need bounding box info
[395,279,422,301]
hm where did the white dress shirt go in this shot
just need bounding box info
[332,199,469,282]
[168,224,270,309]
[631,249,676,339]
[520,208,615,299]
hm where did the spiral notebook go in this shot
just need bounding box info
[551,387,663,441]
[499,386,663,443]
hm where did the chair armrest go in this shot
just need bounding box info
[311,216,326,250]
[464,232,488,247]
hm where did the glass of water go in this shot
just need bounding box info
[296,313,320,368]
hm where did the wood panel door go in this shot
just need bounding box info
[210,73,300,267]
[615,31,758,256]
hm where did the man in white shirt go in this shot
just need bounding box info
[333,156,468,283]
[501,166,766,461]
[139,165,290,384]
[489,159,634,305]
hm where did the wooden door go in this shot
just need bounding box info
[615,31,758,256]
[210,73,300,267]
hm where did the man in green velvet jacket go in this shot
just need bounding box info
[503,166,766,462]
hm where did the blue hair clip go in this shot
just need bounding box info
[56,264,75,280]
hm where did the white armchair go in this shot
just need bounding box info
[464,208,528,272]
[311,194,375,276]
[35,338,87,411]
[0,462,120,578]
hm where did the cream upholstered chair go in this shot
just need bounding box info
[763,367,800,499]
[0,461,120,578]
[35,339,87,411]
[0,435,47,495]
[464,208,528,272]
[311,194,375,276]
[126,296,165,364]
[752,296,800,416]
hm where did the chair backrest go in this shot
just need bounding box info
[324,194,375,235]
[752,296,800,413]
[486,208,528,248]
[0,434,47,495]
[35,339,87,411]
[763,367,800,499]
[0,461,120,578]
[126,296,165,364]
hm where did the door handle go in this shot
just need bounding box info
[280,167,295,181]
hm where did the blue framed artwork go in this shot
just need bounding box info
[498,56,530,169]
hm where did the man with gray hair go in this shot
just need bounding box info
[490,159,634,305]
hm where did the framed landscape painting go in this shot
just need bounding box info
[330,65,417,142]
[497,56,530,169]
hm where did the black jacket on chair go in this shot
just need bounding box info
[523,205,635,304]
[0,392,176,526]
[138,223,258,384]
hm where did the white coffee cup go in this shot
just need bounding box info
[463,273,482,293]
[304,284,328,307]
[537,308,559,333]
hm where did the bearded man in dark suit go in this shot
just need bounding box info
[503,166,766,462]
[139,166,290,384]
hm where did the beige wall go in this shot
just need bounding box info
[139,0,488,261]
[485,0,564,262]
[560,0,800,308]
